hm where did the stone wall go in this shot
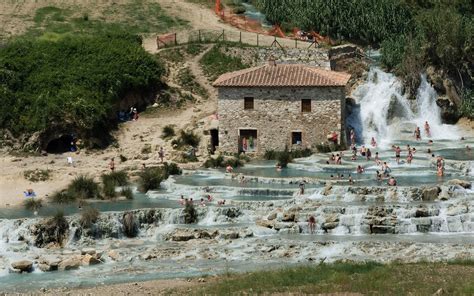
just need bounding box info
[217,86,345,155]
[220,46,330,68]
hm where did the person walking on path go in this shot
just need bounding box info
[158,147,165,163]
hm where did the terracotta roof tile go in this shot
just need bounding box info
[213,64,350,87]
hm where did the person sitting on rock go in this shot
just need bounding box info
[226,165,233,173]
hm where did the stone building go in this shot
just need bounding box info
[213,63,350,155]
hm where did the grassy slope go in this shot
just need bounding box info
[195,261,474,295]
[1,1,188,40]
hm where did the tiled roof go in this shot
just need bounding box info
[213,64,351,87]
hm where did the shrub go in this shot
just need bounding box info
[264,149,311,163]
[80,207,100,228]
[102,178,117,198]
[23,169,51,182]
[277,148,292,168]
[183,202,198,224]
[163,162,182,176]
[204,155,225,168]
[122,212,138,237]
[161,125,176,139]
[121,187,134,200]
[68,175,100,199]
[24,198,42,211]
[180,130,200,148]
[50,190,76,204]
[119,154,128,162]
[138,167,167,193]
[102,171,129,186]
[35,211,69,247]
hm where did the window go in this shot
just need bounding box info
[292,132,302,145]
[244,97,254,110]
[301,99,311,112]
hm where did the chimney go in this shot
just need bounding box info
[267,56,277,67]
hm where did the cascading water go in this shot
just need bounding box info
[347,67,459,147]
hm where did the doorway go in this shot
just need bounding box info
[210,129,219,154]
[239,129,257,153]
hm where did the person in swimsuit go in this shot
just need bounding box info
[395,146,401,164]
[424,121,431,137]
[308,215,316,234]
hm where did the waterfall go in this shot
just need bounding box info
[348,67,458,147]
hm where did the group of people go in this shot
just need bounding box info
[118,107,139,122]
[178,195,226,207]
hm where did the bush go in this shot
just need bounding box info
[161,125,176,139]
[50,190,76,204]
[68,175,100,199]
[180,130,200,148]
[204,155,244,168]
[183,202,198,224]
[33,210,69,247]
[264,149,312,163]
[138,167,167,193]
[101,170,129,199]
[277,148,292,168]
[102,171,129,186]
[121,187,134,200]
[24,198,42,211]
[163,162,182,176]
[80,207,100,228]
[23,169,51,182]
[204,155,225,168]
[122,212,138,237]
[119,154,128,162]
[102,178,117,198]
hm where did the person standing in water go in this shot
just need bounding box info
[394,146,401,164]
[350,129,356,145]
[414,127,421,141]
[371,137,377,147]
[308,215,316,234]
[424,121,431,137]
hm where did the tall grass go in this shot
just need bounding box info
[196,261,474,295]
[101,171,129,199]
[138,167,167,193]
[68,175,100,199]
[23,198,43,211]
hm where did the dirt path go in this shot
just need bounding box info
[143,0,298,53]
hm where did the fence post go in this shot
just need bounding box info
[256,34,259,47]
[174,33,177,46]
[239,31,242,44]
[198,30,201,43]
[295,38,297,48]
[222,29,225,42]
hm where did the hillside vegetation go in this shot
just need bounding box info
[0,1,190,149]
[255,0,473,117]
[0,32,164,148]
